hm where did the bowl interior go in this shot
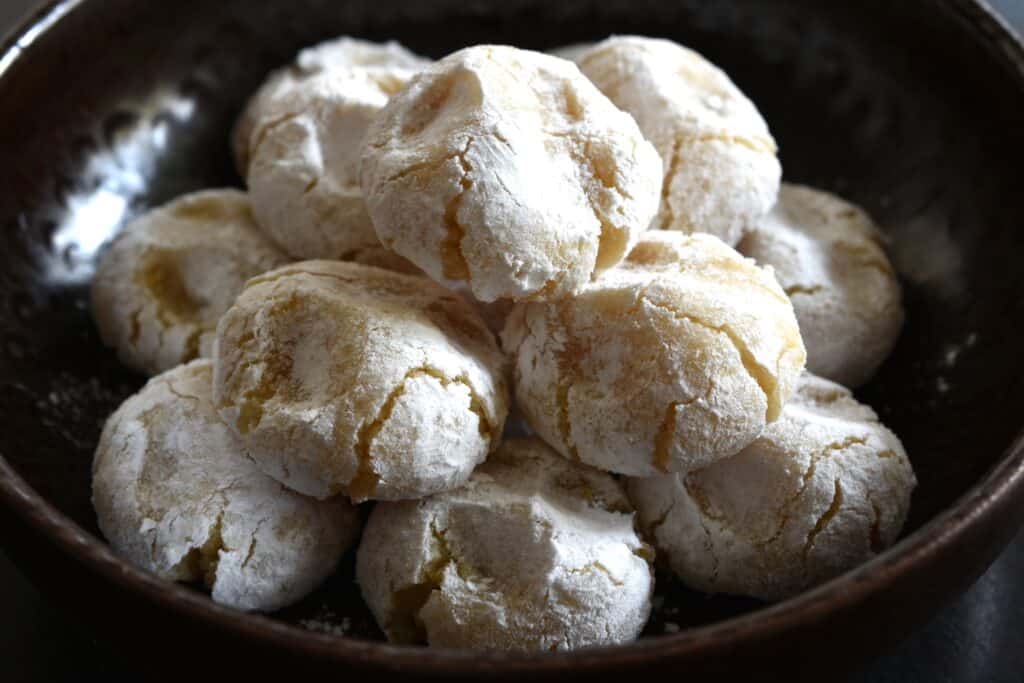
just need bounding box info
[2,0,1024,642]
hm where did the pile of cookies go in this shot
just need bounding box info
[90,35,916,651]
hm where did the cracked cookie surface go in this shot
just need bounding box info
[502,231,805,476]
[91,360,358,612]
[212,260,509,502]
[233,36,429,176]
[627,372,916,601]
[360,45,662,303]
[576,36,781,246]
[739,183,904,388]
[248,66,422,260]
[356,437,653,651]
[90,189,289,376]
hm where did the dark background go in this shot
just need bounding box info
[1,0,1023,680]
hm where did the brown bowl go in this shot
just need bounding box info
[2,0,1024,678]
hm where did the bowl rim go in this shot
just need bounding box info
[2,0,1024,674]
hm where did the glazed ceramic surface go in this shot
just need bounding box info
[1,0,1023,679]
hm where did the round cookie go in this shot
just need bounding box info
[92,360,359,612]
[91,189,289,376]
[576,36,781,246]
[503,231,805,476]
[357,437,654,651]
[248,66,421,260]
[738,184,904,388]
[213,260,509,502]
[233,36,429,176]
[628,372,916,602]
[361,45,663,303]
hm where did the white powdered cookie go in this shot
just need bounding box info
[628,373,916,602]
[739,184,904,388]
[213,260,509,502]
[503,231,805,476]
[247,67,422,259]
[357,437,653,651]
[577,36,781,246]
[361,45,663,303]
[91,190,289,376]
[233,36,429,175]
[92,360,358,612]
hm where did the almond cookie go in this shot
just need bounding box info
[577,36,781,246]
[739,184,904,387]
[233,37,429,176]
[248,66,422,259]
[92,360,358,612]
[213,261,509,502]
[91,189,289,376]
[361,45,662,303]
[503,231,805,476]
[357,437,654,651]
[628,372,916,601]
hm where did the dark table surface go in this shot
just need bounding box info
[2,0,1024,680]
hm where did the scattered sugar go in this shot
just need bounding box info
[300,606,353,636]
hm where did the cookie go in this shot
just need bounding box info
[92,360,358,612]
[577,36,780,246]
[213,261,509,502]
[628,373,916,601]
[361,45,662,302]
[357,437,653,650]
[91,190,288,375]
[503,231,805,476]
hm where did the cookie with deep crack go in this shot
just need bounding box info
[357,437,654,651]
[248,66,423,259]
[627,372,916,601]
[361,45,663,303]
[233,36,429,176]
[213,260,509,502]
[576,36,781,246]
[738,183,904,388]
[503,231,805,476]
[92,360,358,612]
[91,189,289,376]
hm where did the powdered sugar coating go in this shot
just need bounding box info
[739,184,904,388]
[248,67,422,259]
[92,360,358,612]
[577,36,781,246]
[233,37,429,176]
[361,45,662,303]
[91,190,289,376]
[212,260,509,502]
[357,437,653,651]
[503,231,805,476]
[628,373,916,602]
